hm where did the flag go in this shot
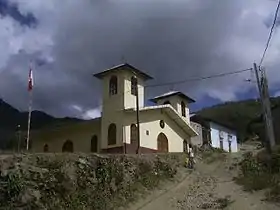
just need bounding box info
[28,67,33,91]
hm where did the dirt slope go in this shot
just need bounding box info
[127,148,280,210]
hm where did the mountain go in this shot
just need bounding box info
[0,99,82,149]
[195,97,280,142]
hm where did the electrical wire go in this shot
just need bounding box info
[145,68,252,88]
[259,0,280,66]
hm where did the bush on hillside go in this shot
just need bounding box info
[0,153,185,210]
[234,148,280,202]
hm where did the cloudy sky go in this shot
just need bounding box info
[0,0,280,119]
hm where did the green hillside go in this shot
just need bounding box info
[0,99,82,150]
[196,96,280,142]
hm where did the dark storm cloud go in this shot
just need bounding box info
[0,0,37,27]
[0,0,277,118]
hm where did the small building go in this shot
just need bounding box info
[190,114,238,152]
[32,63,197,153]
[190,121,203,147]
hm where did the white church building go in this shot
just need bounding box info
[32,63,198,154]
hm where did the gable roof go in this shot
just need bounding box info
[190,114,235,131]
[150,91,196,103]
[125,105,198,137]
[93,63,153,80]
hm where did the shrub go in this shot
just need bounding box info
[0,153,184,210]
[235,150,280,202]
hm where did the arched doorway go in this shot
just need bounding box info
[157,133,169,153]
[43,144,49,152]
[91,135,98,153]
[62,140,74,152]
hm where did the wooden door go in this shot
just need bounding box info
[130,124,138,154]
[91,135,98,153]
[157,133,169,153]
[62,140,74,152]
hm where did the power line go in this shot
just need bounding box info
[259,0,280,66]
[145,68,252,88]
[70,66,253,115]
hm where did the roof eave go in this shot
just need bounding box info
[150,94,196,104]
[93,63,153,80]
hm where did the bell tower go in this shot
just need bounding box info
[93,63,153,152]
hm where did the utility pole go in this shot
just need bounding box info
[261,67,275,149]
[134,76,141,154]
[253,63,275,152]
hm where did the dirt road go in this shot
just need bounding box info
[126,152,279,210]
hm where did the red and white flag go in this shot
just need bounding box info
[28,66,34,91]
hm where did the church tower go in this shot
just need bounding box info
[93,63,153,152]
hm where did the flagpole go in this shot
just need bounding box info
[26,90,33,151]
[26,62,34,151]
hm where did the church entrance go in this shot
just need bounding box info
[62,140,74,152]
[157,133,169,153]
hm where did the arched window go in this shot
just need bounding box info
[109,76,118,95]
[108,123,117,145]
[62,140,74,152]
[130,124,138,153]
[164,101,171,105]
[43,144,49,152]
[181,101,186,117]
[131,76,138,96]
[91,135,98,153]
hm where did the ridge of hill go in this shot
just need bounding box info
[195,96,280,142]
[0,99,82,149]
[1,96,279,150]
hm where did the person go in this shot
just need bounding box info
[188,144,195,169]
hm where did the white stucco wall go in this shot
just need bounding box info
[123,71,145,109]
[156,96,190,123]
[209,122,238,153]
[123,109,191,152]
[100,70,147,149]
[190,121,203,146]
[32,119,101,153]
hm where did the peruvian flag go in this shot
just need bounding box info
[28,66,34,91]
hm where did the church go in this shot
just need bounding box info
[32,63,198,154]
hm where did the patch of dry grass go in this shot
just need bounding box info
[234,148,280,203]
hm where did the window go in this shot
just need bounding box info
[43,144,49,152]
[160,120,165,128]
[62,140,74,152]
[108,123,117,145]
[109,76,118,95]
[164,101,171,105]
[91,135,98,152]
[131,76,138,96]
[181,101,186,117]
[146,130,149,135]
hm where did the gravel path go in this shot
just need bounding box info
[126,152,279,210]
